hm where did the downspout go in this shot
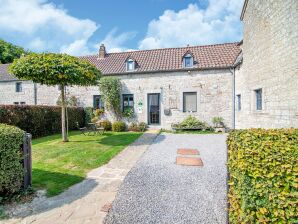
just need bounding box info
[229,67,236,130]
[33,83,37,105]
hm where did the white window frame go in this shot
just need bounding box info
[255,88,262,111]
[16,82,22,92]
[126,59,135,71]
[183,92,197,112]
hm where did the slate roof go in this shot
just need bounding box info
[0,64,17,81]
[0,42,241,81]
[81,42,241,75]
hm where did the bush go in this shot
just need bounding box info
[172,116,209,130]
[128,122,148,132]
[99,120,112,131]
[227,129,298,223]
[138,122,148,132]
[84,107,93,125]
[112,121,126,132]
[0,124,25,195]
[0,105,85,138]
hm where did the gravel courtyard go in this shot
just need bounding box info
[104,133,228,224]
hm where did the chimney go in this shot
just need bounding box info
[99,44,106,59]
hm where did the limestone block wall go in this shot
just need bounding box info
[236,0,298,128]
[0,81,35,105]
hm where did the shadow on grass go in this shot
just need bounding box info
[9,169,99,218]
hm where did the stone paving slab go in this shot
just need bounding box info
[176,156,204,166]
[1,130,159,224]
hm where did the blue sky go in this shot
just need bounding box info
[0,0,244,55]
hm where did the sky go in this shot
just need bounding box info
[0,0,244,56]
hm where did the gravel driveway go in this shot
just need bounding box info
[104,133,228,224]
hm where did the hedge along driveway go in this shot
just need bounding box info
[32,131,142,196]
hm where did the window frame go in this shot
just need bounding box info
[183,92,197,112]
[15,82,22,92]
[93,95,104,109]
[255,88,262,111]
[236,94,241,111]
[122,94,134,112]
[183,54,194,68]
[126,59,135,71]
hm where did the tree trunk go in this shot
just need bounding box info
[61,85,69,142]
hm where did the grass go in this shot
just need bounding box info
[32,131,142,196]
[161,129,217,134]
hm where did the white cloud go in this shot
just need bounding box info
[0,0,98,55]
[98,28,137,53]
[139,0,244,49]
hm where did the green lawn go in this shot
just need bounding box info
[32,131,142,196]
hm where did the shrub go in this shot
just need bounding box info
[112,121,126,132]
[172,116,209,130]
[212,117,224,127]
[0,124,25,195]
[128,122,140,132]
[84,107,93,125]
[99,120,112,131]
[227,128,298,223]
[138,122,148,132]
[0,105,85,138]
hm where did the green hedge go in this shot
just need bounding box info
[112,121,126,132]
[0,105,85,138]
[0,124,25,195]
[227,129,298,223]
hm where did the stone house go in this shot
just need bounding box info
[0,43,240,129]
[0,0,297,129]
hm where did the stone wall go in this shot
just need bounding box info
[235,0,298,128]
[0,69,233,129]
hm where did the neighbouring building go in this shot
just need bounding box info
[0,0,297,129]
[235,0,298,128]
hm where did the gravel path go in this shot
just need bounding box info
[104,133,228,224]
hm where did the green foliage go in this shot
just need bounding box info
[212,117,224,127]
[0,124,25,195]
[56,94,78,106]
[122,107,134,119]
[84,107,93,125]
[112,121,126,132]
[98,120,112,131]
[227,129,298,223]
[99,77,121,118]
[0,105,85,138]
[0,39,27,64]
[172,116,209,130]
[128,122,148,132]
[9,53,100,86]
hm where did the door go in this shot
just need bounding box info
[148,93,160,125]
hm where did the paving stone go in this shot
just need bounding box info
[176,157,203,166]
[100,203,112,212]
[177,148,199,155]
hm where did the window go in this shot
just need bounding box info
[255,89,262,110]
[236,94,241,111]
[20,102,26,105]
[183,92,197,112]
[93,95,104,109]
[183,54,194,68]
[126,59,135,71]
[16,82,22,92]
[13,102,19,105]
[123,94,134,112]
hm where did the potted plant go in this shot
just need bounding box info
[212,117,225,132]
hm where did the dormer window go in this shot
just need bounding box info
[126,59,135,71]
[183,54,194,68]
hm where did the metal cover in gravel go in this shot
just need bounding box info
[176,157,203,166]
[177,148,199,155]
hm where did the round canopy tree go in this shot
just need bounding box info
[9,53,101,142]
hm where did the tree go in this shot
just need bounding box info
[0,39,27,64]
[9,53,101,142]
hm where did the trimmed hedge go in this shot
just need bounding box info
[0,124,25,195]
[227,129,298,223]
[0,105,85,138]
